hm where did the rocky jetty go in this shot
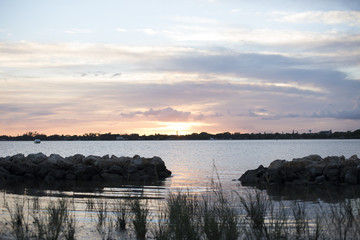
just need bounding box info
[0,153,172,183]
[239,155,360,186]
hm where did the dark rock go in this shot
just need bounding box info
[268,160,285,170]
[108,165,124,175]
[48,154,73,169]
[49,169,66,180]
[83,155,102,165]
[325,168,339,182]
[239,165,267,185]
[0,166,10,179]
[65,173,76,181]
[91,174,104,181]
[9,162,39,176]
[239,155,360,187]
[306,163,324,178]
[344,169,358,184]
[36,163,53,178]
[24,173,35,180]
[11,153,26,163]
[27,153,47,164]
[44,174,56,183]
[314,175,325,183]
[0,153,172,184]
[74,165,99,180]
[101,172,124,182]
[48,154,64,165]
[65,154,84,164]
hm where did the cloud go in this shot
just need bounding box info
[0,29,11,36]
[138,28,158,35]
[78,71,122,78]
[246,97,360,121]
[64,28,94,34]
[151,52,360,97]
[160,23,360,47]
[0,41,359,134]
[172,16,220,25]
[115,28,127,32]
[310,98,360,120]
[143,107,191,121]
[1,79,359,135]
[117,107,192,122]
[272,11,360,26]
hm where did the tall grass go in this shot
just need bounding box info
[5,200,30,240]
[3,187,360,239]
[129,198,149,240]
[4,197,76,240]
[112,199,128,231]
[95,199,114,240]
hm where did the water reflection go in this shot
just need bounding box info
[239,183,360,203]
[0,180,168,199]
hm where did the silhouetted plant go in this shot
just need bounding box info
[129,198,149,240]
[5,200,30,240]
[95,199,114,240]
[113,198,128,231]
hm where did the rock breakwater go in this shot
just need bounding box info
[239,155,360,186]
[0,153,172,183]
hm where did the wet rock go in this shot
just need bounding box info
[239,165,267,185]
[27,153,47,164]
[47,154,63,164]
[239,155,360,187]
[101,172,124,182]
[65,154,84,164]
[325,168,339,182]
[11,153,26,163]
[268,160,285,170]
[83,155,102,165]
[344,169,358,184]
[131,157,144,166]
[0,153,172,184]
[0,166,10,179]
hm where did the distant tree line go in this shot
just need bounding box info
[1,129,360,141]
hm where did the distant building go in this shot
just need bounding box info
[116,136,126,140]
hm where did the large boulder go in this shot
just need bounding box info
[239,155,360,187]
[48,154,64,164]
[0,153,172,184]
[11,153,26,163]
[0,166,10,179]
[239,165,267,185]
[27,153,47,164]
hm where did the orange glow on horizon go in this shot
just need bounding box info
[1,121,214,137]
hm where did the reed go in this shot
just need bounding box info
[166,192,202,240]
[3,186,360,240]
[95,199,114,240]
[32,198,76,240]
[112,198,128,231]
[129,198,149,240]
[5,200,30,240]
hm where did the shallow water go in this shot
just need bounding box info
[1,139,359,198]
[1,140,359,239]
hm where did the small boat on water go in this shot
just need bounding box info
[34,139,41,144]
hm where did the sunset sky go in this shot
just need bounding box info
[1,0,360,136]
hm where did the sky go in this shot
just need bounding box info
[0,0,360,136]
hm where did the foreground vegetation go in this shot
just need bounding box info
[1,187,360,240]
[1,129,360,141]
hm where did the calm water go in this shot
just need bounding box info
[1,140,359,239]
[1,139,359,196]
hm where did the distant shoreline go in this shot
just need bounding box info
[1,129,359,141]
